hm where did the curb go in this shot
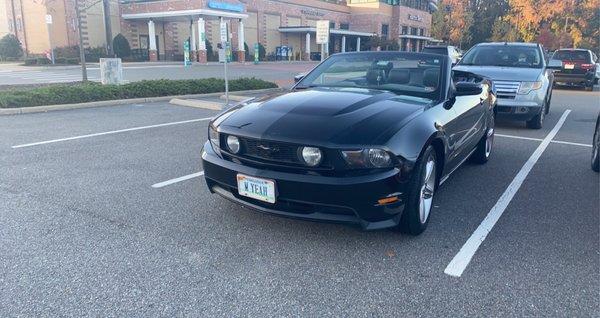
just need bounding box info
[169,98,223,110]
[0,88,283,116]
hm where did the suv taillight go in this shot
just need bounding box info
[581,63,595,70]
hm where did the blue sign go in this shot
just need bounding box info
[207,1,244,13]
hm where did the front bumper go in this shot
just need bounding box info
[494,89,545,120]
[201,142,407,230]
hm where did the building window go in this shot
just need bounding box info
[419,28,424,36]
[410,27,417,35]
[401,26,408,35]
[329,21,335,29]
[16,18,22,31]
[340,23,349,30]
[381,24,389,40]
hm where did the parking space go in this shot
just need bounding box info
[0,87,598,316]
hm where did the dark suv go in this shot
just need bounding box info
[551,49,599,91]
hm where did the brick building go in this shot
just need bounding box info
[1,0,434,60]
[120,0,435,62]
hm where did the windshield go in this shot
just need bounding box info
[459,45,543,68]
[296,52,444,101]
[552,50,591,63]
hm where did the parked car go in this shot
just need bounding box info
[454,42,560,129]
[422,45,462,64]
[202,52,496,235]
[592,113,600,172]
[551,48,599,91]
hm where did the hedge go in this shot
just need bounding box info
[0,78,277,108]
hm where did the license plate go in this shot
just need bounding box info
[564,64,575,70]
[237,174,276,203]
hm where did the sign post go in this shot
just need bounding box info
[220,18,229,106]
[45,14,55,64]
[316,20,329,62]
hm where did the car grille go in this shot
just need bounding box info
[493,80,520,99]
[241,138,300,164]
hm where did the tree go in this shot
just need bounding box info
[0,34,23,60]
[467,0,510,46]
[490,18,519,42]
[112,34,131,58]
[430,0,474,48]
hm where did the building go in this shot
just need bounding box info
[119,0,434,62]
[0,0,9,38]
[2,0,434,60]
[2,0,120,55]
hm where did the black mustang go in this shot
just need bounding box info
[202,52,495,235]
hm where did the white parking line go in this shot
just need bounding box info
[152,171,204,188]
[496,134,592,148]
[444,110,571,278]
[12,117,212,148]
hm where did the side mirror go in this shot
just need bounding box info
[294,73,305,83]
[547,59,562,70]
[455,82,483,96]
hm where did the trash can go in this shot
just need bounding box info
[100,58,123,85]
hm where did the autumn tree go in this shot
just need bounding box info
[431,0,474,49]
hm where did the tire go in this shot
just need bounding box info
[470,127,494,164]
[526,107,544,129]
[592,123,600,172]
[545,90,552,115]
[398,145,437,235]
[585,84,593,91]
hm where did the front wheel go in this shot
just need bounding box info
[592,125,599,172]
[398,146,437,235]
[470,127,494,164]
[526,107,544,129]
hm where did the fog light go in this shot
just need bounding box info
[300,146,322,167]
[227,135,240,154]
[377,196,399,205]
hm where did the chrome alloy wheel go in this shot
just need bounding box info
[485,128,494,158]
[419,155,436,224]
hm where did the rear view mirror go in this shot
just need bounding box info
[455,82,483,96]
[547,59,562,70]
[294,73,305,83]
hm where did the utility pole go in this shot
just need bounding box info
[102,0,113,56]
[75,0,88,81]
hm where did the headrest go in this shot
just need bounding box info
[388,69,410,84]
[423,68,440,88]
[366,69,385,85]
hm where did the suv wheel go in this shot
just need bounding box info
[526,106,544,129]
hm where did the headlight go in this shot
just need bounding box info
[209,125,219,150]
[299,146,322,167]
[226,135,240,154]
[518,81,543,94]
[341,148,393,168]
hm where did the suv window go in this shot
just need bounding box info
[552,50,592,63]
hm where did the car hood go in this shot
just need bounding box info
[453,65,543,81]
[216,87,426,146]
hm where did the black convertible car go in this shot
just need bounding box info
[202,52,495,235]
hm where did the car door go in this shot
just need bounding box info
[446,79,487,168]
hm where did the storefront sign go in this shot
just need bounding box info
[183,40,191,66]
[220,20,228,43]
[208,1,244,13]
[301,9,324,17]
[316,20,329,44]
[408,14,423,22]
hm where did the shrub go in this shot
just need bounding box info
[0,78,277,108]
[24,58,37,66]
[0,34,23,60]
[66,58,79,65]
[113,33,131,58]
[257,43,266,61]
[85,47,107,62]
[36,57,51,65]
[55,57,67,64]
[54,46,79,59]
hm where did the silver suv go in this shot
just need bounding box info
[454,42,560,129]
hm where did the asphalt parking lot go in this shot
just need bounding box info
[0,87,598,316]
